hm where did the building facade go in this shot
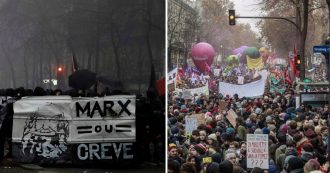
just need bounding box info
[168,0,198,70]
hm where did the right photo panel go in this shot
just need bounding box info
[168,0,330,173]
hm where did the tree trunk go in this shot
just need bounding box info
[299,0,309,80]
[168,47,172,70]
[327,0,330,35]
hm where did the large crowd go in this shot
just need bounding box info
[168,73,330,173]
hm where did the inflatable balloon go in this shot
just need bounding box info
[191,42,215,73]
[242,47,264,70]
[233,46,248,56]
[233,46,248,63]
[225,55,239,65]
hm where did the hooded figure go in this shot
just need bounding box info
[218,160,233,173]
[286,156,304,173]
[205,162,219,173]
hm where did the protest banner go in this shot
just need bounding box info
[182,90,192,100]
[176,83,209,100]
[219,70,268,98]
[12,95,136,164]
[246,134,269,169]
[226,109,237,127]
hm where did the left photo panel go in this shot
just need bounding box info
[0,0,165,172]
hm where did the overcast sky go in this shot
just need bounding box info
[232,0,263,34]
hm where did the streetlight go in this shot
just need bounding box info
[57,66,64,89]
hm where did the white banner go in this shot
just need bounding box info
[12,95,136,153]
[176,83,209,100]
[247,134,269,169]
[168,67,178,85]
[219,70,268,98]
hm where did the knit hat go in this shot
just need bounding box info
[226,127,235,135]
[262,127,270,134]
[205,112,212,117]
[285,148,298,156]
[254,128,263,134]
[301,152,314,162]
[255,107,262,114]
[168,143,177,151]
[266,115,273,123]
[168,117,177,125]
[279,124,288,134]
[296,108,303,113]
[194,144,207,155]
[211,152,222,164]
[208,133,217,141]
[288,156,304,170]
[171,126,179,134]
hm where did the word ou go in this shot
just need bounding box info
[76,100,132,118]
[77,143,133,160]
[77,125,131,134]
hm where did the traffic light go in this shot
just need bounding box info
[229,10,236,25]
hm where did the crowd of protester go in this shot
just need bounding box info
[168,81,330,173]
[176,65,262,90]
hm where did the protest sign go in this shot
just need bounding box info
[218,100,226,111]
[237,76,244,84]
[213,69,221,77]
[168,68,178,91]
[192,113,205,126]
[226,109,237,127]
[185,115,197,135]
[168,67,178,85]
[246,134,269,169]
[12,95,136,164]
